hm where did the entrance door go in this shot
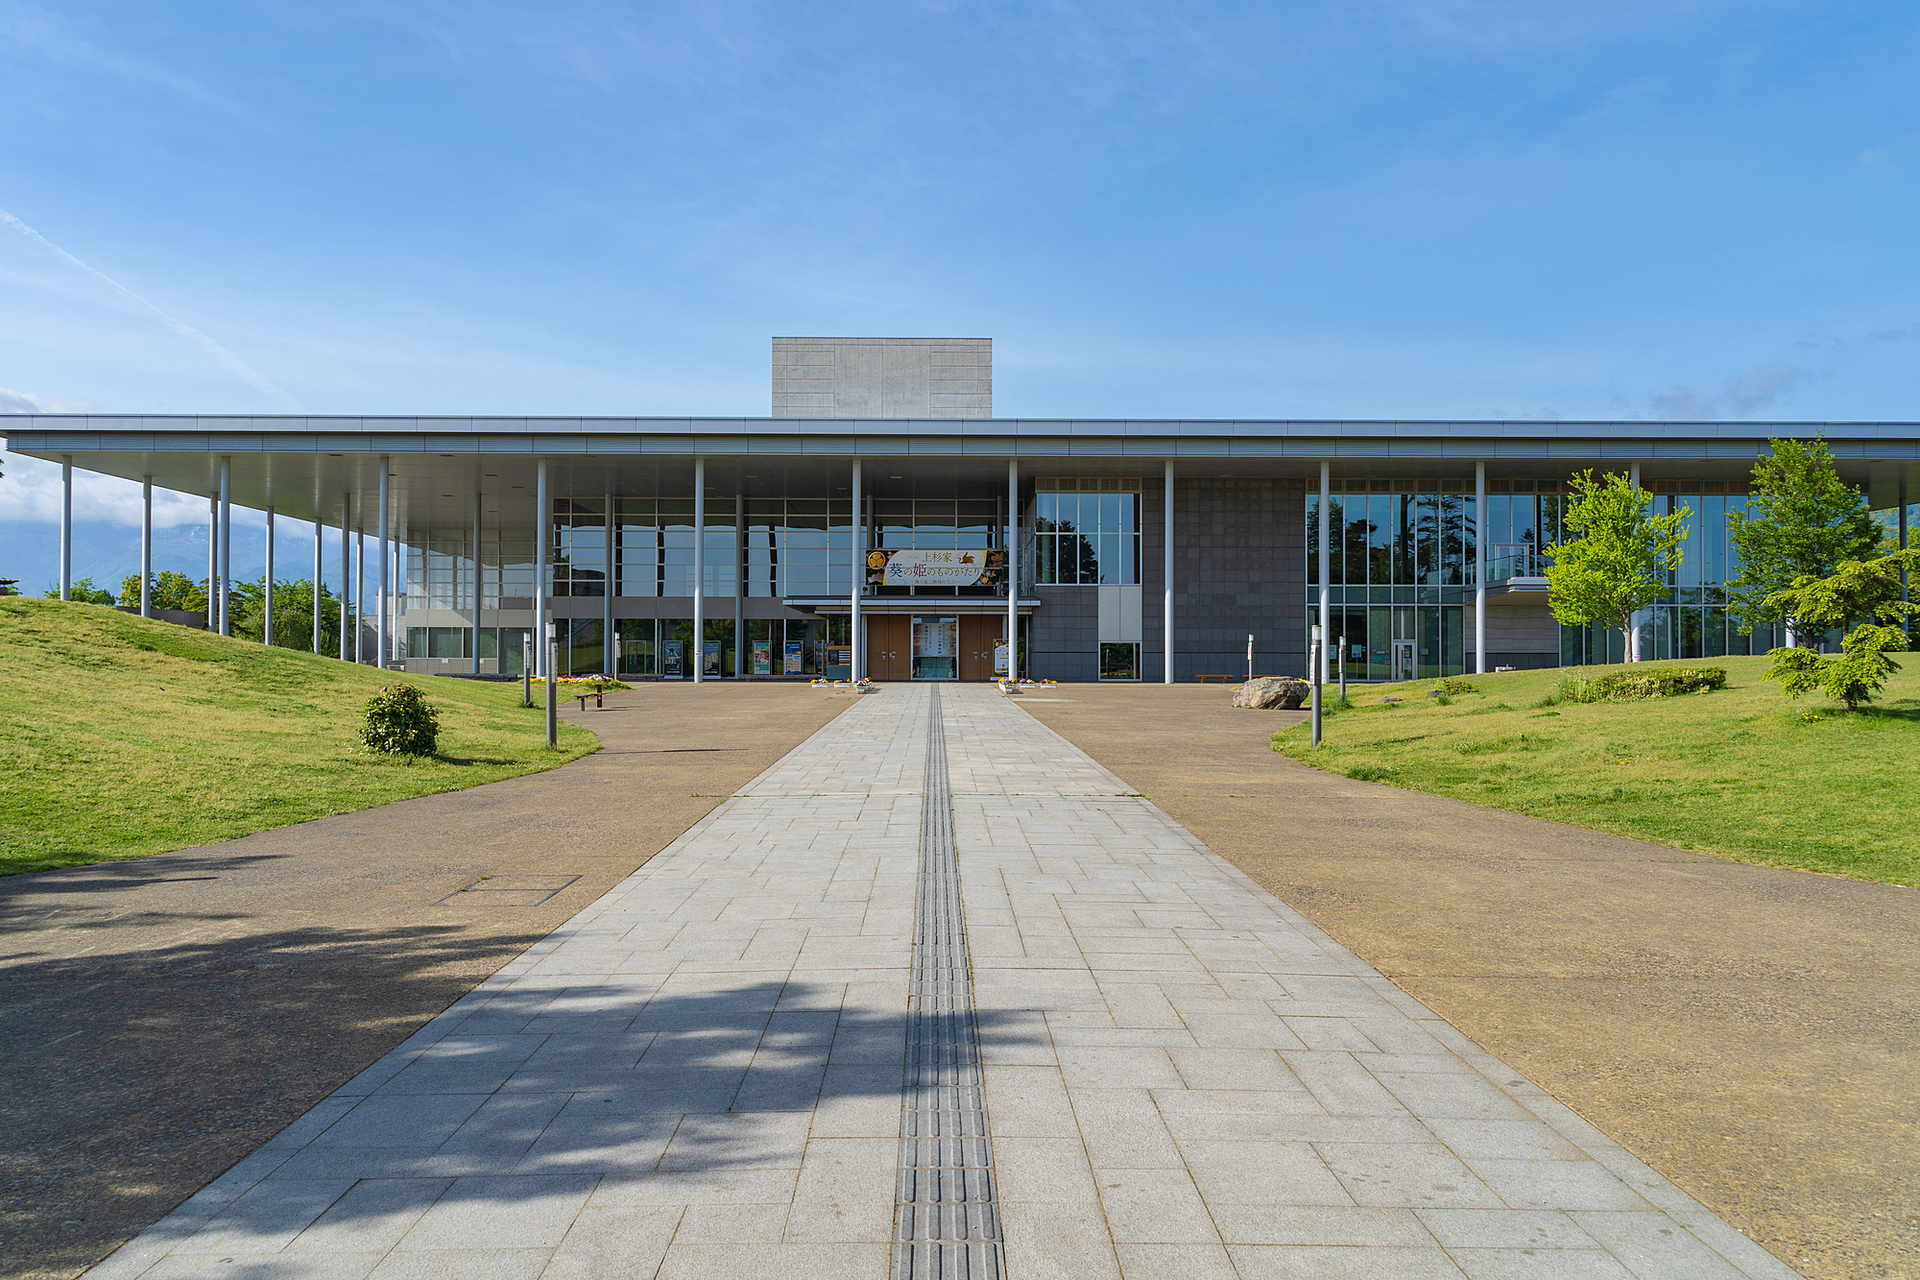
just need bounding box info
[910,616,959,681]
[1391,639,1415,682]
[866,614,909,680]
[959,615,1001,682]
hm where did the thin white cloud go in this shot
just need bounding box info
[0,450,210,528]
[1651,362,1808,420]
[0,386,102,414]
[0,209,298,408]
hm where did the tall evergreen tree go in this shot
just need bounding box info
[1727,436,1879,643]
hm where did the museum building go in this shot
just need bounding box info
[10,337,1917,683]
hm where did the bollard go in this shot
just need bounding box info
[1310,624,1323,747]
[546,639,558,746]
[522,635,532,708]
[1338,638,1347,703]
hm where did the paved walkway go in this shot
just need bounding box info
[89,685,1799,1280]
[1017,683,1916,1280]
[3,683,848,1280]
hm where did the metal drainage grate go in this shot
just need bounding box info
[893,684,1004,1280]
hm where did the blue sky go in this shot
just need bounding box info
[2,0,1918,588]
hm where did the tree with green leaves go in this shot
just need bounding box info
[229,577,345,651]
[120,570,208,613]
[1543,470,1690,662]
[42,577,116,605]
[1763,550,1919,709]
[1727,436,1879,645]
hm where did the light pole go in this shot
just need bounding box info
[1310,623,1323,747]
[545,621,558,747]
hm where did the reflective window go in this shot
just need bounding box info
[1033,478,1140,585]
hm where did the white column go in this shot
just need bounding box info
[1318,461,1331,681]
[1013,458,1029,679]
[59,455,72,601]
[1163,460,1174,684]
[218,456,232,636]
[140,475,153,618]
[608,489,620,678]
[207,490,219,627]
[473,491,484,675]
[1899,478,1910,649]
[734,492,745,679]
[1629,460,1642,661]
[340,493,352,661]
[263,505,275,645]
[356,527,365,661]
[1006,459,1017,682]
[313,513,324,654]
[692,459,706,683]
[851,459,863,681]
[1475,460,1487,675]
[376,458,390,669]
[536,458,550,679]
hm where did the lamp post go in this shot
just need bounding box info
[1310,623,1323,747]
[545,621,558,747]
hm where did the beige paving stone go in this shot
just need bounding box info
[86,683,1802,1280]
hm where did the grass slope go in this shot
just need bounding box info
[0,598,597,875]
[1273,654,1920,887]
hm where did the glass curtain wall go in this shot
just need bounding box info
[869,497,1005,595]
[605,616,851,678]
[406,529,534,608]
[1564,481,1788,663]
[1308,478,1808,673]
[743,499,855,597]
[1034,478,1140,585]
[1306,479,1473,679]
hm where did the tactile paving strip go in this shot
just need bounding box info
[892,685,1005,1280]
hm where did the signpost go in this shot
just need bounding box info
[1246,633,1253,683]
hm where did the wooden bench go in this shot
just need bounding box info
[572,682,606,711]
[1195,674,1234,683]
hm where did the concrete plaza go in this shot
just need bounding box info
[87,684,1799,1279]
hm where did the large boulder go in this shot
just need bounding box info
[1232,676,1310,710]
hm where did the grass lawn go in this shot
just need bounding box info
[1272,653,1920,887]
[0,598,598,876]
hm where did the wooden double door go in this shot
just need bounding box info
[865,614,1004,681]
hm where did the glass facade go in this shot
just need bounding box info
[406,530,534,609]
[1305,479,1477,679]
[869,498,1007,596]
[1564,481,1788,663]
[548,497,864,599]
[1305,477,1821,678]
[1035,479,1140,585]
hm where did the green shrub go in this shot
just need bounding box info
[1434,677,1476,695]
[1559,667,1727,703]
[361,684,440,757]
